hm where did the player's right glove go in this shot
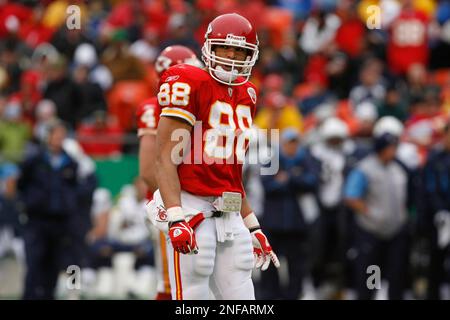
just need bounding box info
[244,212,280,271]
[167,206,204,254]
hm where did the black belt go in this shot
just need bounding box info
[211,210,224,218]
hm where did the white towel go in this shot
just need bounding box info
[212,198,235,242]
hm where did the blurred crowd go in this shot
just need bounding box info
[1,0,450,299]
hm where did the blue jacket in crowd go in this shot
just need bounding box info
[18,147,79,218]
[261,147,320,232]
[417,147,450,235]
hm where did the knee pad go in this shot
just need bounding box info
[192,233,216,277]
[233,230,254,271]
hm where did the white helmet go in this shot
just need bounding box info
[355,101,378,123]
[373,116,404,137]
[74,43,98,68]
[320,117,349,140]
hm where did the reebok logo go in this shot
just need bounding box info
[173,229,182,237]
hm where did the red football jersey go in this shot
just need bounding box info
[157,64,258,197]
[136,97,161,138]
[388,10,429,75]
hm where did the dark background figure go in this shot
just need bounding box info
[42,55,82,131]
[17,120,80,300]
[71,63,107,125]
[62,138,98,277]
[259,128,320,299]
[344,133,410,300]
[417,122,450,299]
[309,117,352,299]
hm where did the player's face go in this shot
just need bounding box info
[214,45,248,70]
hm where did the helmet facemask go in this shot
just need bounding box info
[202,34,259,86]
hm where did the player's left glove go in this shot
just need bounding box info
[244,212,280,271]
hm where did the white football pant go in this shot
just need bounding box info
[153,190,255,300]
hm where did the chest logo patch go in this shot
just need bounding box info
[247,87,257,104]
[228,87,233,97]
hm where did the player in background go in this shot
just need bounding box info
[136,45,202,300]
[150,13,280,300]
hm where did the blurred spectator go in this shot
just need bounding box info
[50,24,90,60]
[344,133,410,299]
[33,99,57,143]
[0,98,32,163]
[387,0,430,75]
[87,188,112,246]
[0,161,23,263]
[377,82,409,121]
[298,70,335,116]
[18,120,81,299]
[326,51,353,100]
[0,1,33,39]
[42,0,87,30]
[89,178,154,276]
[417,122,450,299]
[349,58,386,108]
[0,37,28,95]
[260,128,320,299]
[299,9,340,55]
[374,116,420,170]
[73,43,113,91]
[109,177,153,261]
[159,13,200,55]
[353,101,379,149]
[101,29,147,83]
[83,187,113,292]
[404,93,445,162]
[335,3,365,59]
[9,70,42,124]
[254,91,303,132]
[71,63,107,124]
[62,138,97,273]
[430,1,450,69]
[129,34,160,96]
[309,117,351,298]
[77,110,123,159]
[404,63,430,105]
[43,54,82,130]
[18,4,55,49]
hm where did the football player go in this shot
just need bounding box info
[150,13,280,300]
[136,45,202,300]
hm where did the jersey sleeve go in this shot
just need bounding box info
[136,98,160,138]
[157,65,199,126]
